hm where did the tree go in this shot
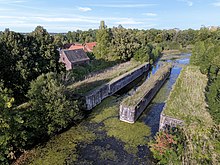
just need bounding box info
[93,21,111,59]
[27,72,81,135]
[0,83,25,164]
[134,47,150,62]
[0,27,64,103]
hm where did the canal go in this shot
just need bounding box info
[71,53,191,165]
[26,53,191,165]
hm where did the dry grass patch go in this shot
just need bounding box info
[67,60,141,94]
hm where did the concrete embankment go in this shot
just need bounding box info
[85,63,150,110]
[120,64,172,123]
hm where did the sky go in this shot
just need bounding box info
[0,0,220,32]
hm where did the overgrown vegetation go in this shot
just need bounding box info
[67,60,141,94]
[22,125,95,165]
[1,23,219,164]
[122,63,172,106]
[150,66,220,164]
[0,73,82,164]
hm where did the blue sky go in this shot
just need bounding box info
[0,0,220,32]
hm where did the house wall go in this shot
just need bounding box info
[59,52,72,70]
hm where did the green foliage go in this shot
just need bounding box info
[109,27,140,61]
[206,69,220,124]
[190,36,220,125]
[149,129,184,165]
[27,72,82,136]
[134,47,150,62]
[0,72,83,164]
[0,83,26,164]
[0,27,64,103]
[62,29,97,44]
[93,21,111,59]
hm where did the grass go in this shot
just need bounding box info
[162,66,220,164]
[91,96,151,154]
[163,66,213,126]
[122,63,172,107]
[67,60,141,94]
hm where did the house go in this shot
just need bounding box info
[68,43,84,50]
[84,42,97,52]
[68,42,97,52]
[59,49,90,70]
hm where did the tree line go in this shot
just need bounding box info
[190,27,220,124]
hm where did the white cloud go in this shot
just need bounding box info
[89,3,157,8]
[115,19,143,25]
[78,7,92,12]
[212,1,220,7]
[142,13,157,16]
[178,0,193,7]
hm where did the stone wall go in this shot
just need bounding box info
[85,84,109,110]
[109,63,149,95]
[120,65,172,123]
[84,63,149,110]
[159,114,184,130]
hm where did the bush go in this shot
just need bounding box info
[27,72,82,136]
[149,129,184,165]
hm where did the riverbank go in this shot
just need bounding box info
[154,66,220,164]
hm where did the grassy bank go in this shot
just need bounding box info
[155,66,220,164]
[67,60,141,94]
[164,66,212,125]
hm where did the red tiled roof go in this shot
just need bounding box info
[84,42,97,52]
[69,45,84,50]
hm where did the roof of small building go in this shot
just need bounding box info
[68,44,84,50]
[62,49,90,64]
[84,42,97,52]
